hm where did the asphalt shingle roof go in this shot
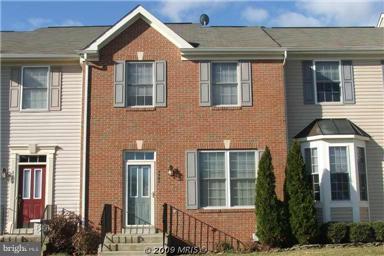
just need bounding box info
[1,23,383,56]
[264,27,384,49]
[0,26,109,55]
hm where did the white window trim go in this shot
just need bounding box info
[312,60,343,105]
[199,150,258,209]
[211,61,241,107]
[20,65,50,112]
[22,168,31,199]
[126,62,155,108]
[33,168,43,199]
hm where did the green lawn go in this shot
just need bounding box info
[213,246,384,256]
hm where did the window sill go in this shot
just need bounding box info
[197,207,254,213]
[211,106,242,111]
[125,107,156,112]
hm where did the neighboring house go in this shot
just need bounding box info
[0,28,105,234]
[0,5,383,247]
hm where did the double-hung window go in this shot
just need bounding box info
[126,63,154,106]
[357,147,368,201]
[212,63,238,106]
[304,148,320,201]
[314,61,341,103]
[329,146,350,200]
[199,151,256,208]
[22,67,49,110]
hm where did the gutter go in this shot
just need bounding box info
[0,53,79,61]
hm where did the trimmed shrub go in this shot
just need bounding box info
[327,223,349,244]
[255,147,289,247]
[349,223,373,243]
[73,226,102,256]
[285,141,318,244]
[372,222,384,242]
[45,211,81,254]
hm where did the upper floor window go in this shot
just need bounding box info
[329,146,350,200]
[304,148,320,201]
[315,61,341,103]
[22,67,49,110]
[126,63,154,107]
[212,63,239,106]
[199,151,256,208]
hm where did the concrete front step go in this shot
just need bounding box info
[123,226,157,234]
[0,235,40,242]
[105,233,163,244]
[104,242,160,251]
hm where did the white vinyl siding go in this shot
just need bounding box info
[286,59,384,220]
[1,65,83,231]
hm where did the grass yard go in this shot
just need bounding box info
[211,246,384,256]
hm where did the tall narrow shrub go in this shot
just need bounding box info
[285,141,318,244]
[255,147,287,247]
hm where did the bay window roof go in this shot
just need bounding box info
[294,118,370,139]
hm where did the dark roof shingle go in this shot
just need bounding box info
[294,118,370,138]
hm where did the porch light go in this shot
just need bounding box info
[1,168,13,182]
[168,165,175,176]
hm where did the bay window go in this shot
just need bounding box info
[357,147,368,201]
[329,146,350,201]
[304,148,320,201]
[199,151,256,208]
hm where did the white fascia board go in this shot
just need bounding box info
[84,6,192,52]
[0,53,78,60]
[296,135,370,142]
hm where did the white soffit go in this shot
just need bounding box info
[84,5,192,52]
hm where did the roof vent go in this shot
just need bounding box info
[200,14,209,26]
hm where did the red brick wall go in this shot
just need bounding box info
[87,19,288,243]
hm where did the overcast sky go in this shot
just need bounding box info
[1,0,383,31]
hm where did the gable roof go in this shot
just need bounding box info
[83,5,193,52]
[294,118,370,139]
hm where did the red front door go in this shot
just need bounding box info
[17,166,46,228]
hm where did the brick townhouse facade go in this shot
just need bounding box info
[87,18,287,242]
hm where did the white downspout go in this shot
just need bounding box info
[283,50,287,66]
[81,58,89,224]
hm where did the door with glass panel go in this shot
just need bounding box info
[126,165,151,225]
[17,166,45,228]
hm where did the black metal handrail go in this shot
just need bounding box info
[162,203,246,252]
[40,205,57,247]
